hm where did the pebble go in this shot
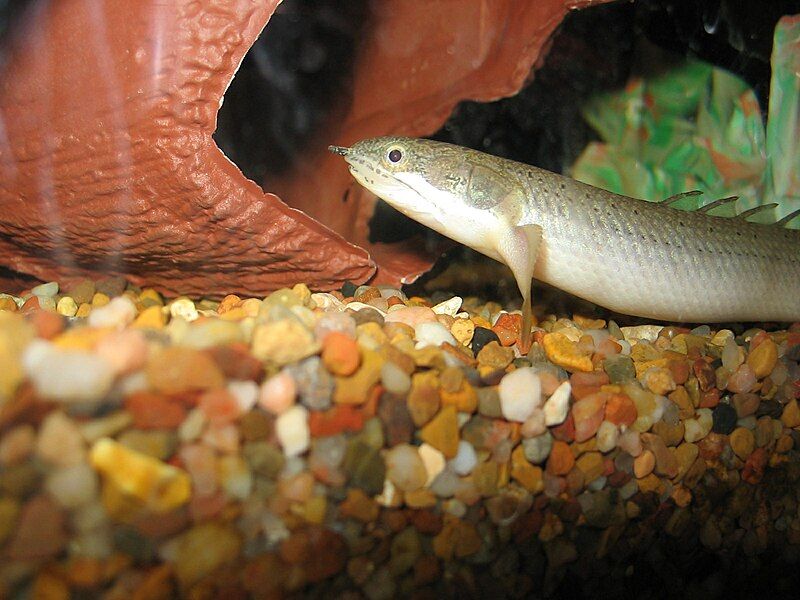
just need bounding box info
[251,319,319,366]
[259,371,297,415]
[451,440,478,475]
[5,495,66,560]
[711,402,738,434]
[420,406,459,458]
[166,522,242,587]
[275,405,310,457]
[90,437,190,514]
[730,427,755,460]
[415,321,457,349]
[603,354,636,383]
[477,341,514,370]
[384,306,436,327]
[87,296,137,328]
[322,331,361,376]
[36,411,87,467]
[595,420,619,452]
[684,408,713,443]
[747,337,777,378]
[45,463,99,509]
[727,363,757,393]
[547,440,575,475]
[522,432,553,464]
[471,326,500,355]
[543,380,570,426]
[543,332,593,372]
[56,296,78,317]
[451,318,475,346]
[572,392,606,443]
[498,367,542,422]
[95,329,148,375]
[385,444,427,492]
[146,346,225,393]
[381,360,412,395]
[32,281,59,297]
[23,340,114,402]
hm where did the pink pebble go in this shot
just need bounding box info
[521,409,547,438]
[95,329,148,375]
[188,491,227,522]
[202,423,240,454]
[617,429,642,457]
[384,306,437,327]
[179,444,218,497]
[727,363,757,394]
[572,392,607,443]
[199,388,242,425]
[259,371,296,415]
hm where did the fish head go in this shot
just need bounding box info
[330,136,513,244]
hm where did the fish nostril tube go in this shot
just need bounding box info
[328,145,350,156]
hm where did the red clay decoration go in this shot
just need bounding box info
[0,0,604,296]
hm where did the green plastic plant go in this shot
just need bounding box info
[571,15,800,226]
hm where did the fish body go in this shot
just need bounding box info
[330,137,800,341]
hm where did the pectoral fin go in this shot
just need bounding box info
[496,223,542,351]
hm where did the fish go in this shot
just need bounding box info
[329,136,800,347]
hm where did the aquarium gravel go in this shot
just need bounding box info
[1,278,800,597]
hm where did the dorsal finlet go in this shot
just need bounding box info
[697,195,738,214]
[775,208,800,227]
[737,203,779,221]
[659,190,702,206]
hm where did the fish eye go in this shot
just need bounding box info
[387,147,403,163]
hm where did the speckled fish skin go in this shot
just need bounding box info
[333,136,800,323]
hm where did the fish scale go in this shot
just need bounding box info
[331,137,800,328]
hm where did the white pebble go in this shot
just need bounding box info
[169,297,198,322]
[431,296,462,316]
[418,443,446,486]
[88,296,137,328]
[381,361,411,395]
[498,367,542,422]
[275,406,309,457]
[595,421,619,453]
[228,380,259,413]
[414,322,457,349]
[543,380,571,426]
[450,441,477,475]
[347,301,386,315]
[45,463,99,509]
[32,281,59,297]
[310,292,344,311]
[23,340,114,403]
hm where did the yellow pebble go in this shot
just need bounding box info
[472,315,492,329]
[240,298,262,317]
[91,292,110,307]
[90,437,191,514]
[139,288,163,306]
[300,496,327,524]
[133,305,166,329]
[542,332,593,372]
[510,445,544,493]
[56,296,78,317]
[219,307,247,321]
[291,283,312,307]
[450,318,475,346]
[747,337,778,379]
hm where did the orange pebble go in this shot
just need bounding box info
[321,331,361,376]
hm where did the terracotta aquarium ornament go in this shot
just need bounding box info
[0,0,605,297]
